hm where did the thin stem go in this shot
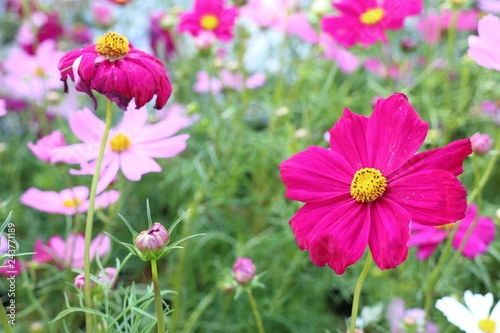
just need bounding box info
[247,290,265,333]
[349,251,373,333]
[151,259,165,333]
[83,100,113,333]
[0,302,13,333]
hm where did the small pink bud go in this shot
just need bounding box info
[194,31,216,51]
[98,267,118,290]
[471,132,492,154]
[134,222,170,254]
[74,273,86,289]
[233,257,255,285]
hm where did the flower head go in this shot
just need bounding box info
[233,257,256,285]
[409,204,495,260]
[387,298,439,333]
[280,93,471,274]
[178,0,238,42]
[134,222,170,257]
[436,291,500,333]
[468,14,500,71]
[321,0,422,48]
[58,31,172,111]
[27,130,66,163]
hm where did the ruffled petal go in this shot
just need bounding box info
[385,169,468,226]
[368,198,411,270]
[280,146,354,203]
[366,94,428,174]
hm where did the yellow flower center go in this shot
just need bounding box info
[109,133,131,152]
[478,318,496,333]
[34,66,45,77]
[360,8,385,25]
[95,31,130,61]
[436,223,454,230]
[350,168,387,203]
[63,198,83,208]
[200,14,219,31]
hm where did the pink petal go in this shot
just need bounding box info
[90,233,111,260]
[279,146,353,203]
[118,103,148,135]
[386,169,468,226]
[32,239,54,264]
[408,226,447,246]
[329,108,369,170]
[415,243,440,260]
[69,108,105,144]
[20,188,65,214]
[366,94,428,174]
[368,199,411,270]
[133,134,189,158]
[96,158,120,194]
[120,152,162,181]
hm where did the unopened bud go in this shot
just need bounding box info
[233,257,256,285]
[400,36,417,53]
[135,222,170,255]
[471,132,492,154]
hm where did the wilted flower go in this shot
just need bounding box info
[470,132,492,154]
[280,93,471,274]
[58,31,172,111]
[135,223,170,256]
[233,257,256,285]
[436,291,500,333]
[468,14,500,71]
[27,130,66,163]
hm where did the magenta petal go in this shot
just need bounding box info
[366,94,428,174]
[415,243,440,260]
[409,226,447,246]
[368,199,411,270]
[389,138,472,180]
[329,108,369,170]
[280,146,353,203]
[386,169,468,226]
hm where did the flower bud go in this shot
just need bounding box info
[233,257,256,285]
[400,36,417,53]
[134,222,170,255]
[471,132,492,154]
[74,272,94,289]
[98,267,118,290]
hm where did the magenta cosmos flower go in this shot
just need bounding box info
[58,31,172,111]
[20,186,119,215]
[409,204,495,260]
[279,93,471,274]
[321,0,422,48]
[50,101,192,193]
[178,0,238,42]
[468,14,500,71]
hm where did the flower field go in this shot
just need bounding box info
[0,0,499,332]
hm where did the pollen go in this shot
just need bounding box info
[200,14,219,31]
[63,198,83,208]
[360,8,384,25]
[478,318,496,333]
[95,31,130,61]
[109,132,131,152]
[34,67,46,77]
[350,168,387,203]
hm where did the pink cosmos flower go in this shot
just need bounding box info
[3,40,64,102]
[477,0,500,14]
[16,11,63,55]
[409,204,495,260]
[178,0,238,42]
[58,31,172,111]
[468,14,500,71]
[50,102,191,193]
[319,34,360,74]
[27,130,67,163]
[0,234,22,277]
[279,93,471,274]
[20,186,119,215]
[32,233,110,269]
[387,298,438,333]
[321,0,422,48]
[417,10,478,45]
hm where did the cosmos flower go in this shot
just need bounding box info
[387,298,438,333]
[409,204,495,260]
[321,0,422,48]
[32,233,110,269]
[27,130,67,163]
[58,31,172,111]
[49,101,192,193]
[417,10,478,45]
[178,0,238,42]
[436,291,500,333]
[280,93,471,274]
[468,14,500,71]
[150,11,177,60]
[20,186,119,215]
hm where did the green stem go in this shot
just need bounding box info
[349,252,373,333]
[0,302,13,333]
[83,100,113,333]
[151,259,165,333]
[247,290,265,333]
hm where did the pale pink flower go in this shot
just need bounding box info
[3,40,64,102]
[0,99,6,117]
[468,14,500,71]
[477,0,500,14]
[27,130,66,163]
[32,233,110,269]
[319,34,359,74]
[50,102,191,193]
[245,73,266,89]
[20,186,119,215]
[417,10,478,45]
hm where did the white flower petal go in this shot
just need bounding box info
[464,291,494,321]
[436,296,480,333]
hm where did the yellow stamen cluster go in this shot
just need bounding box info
[200,14,219,31]
[109,133,131,152]
[350,168,387,203]
[34,67,46,77]
[63,198,83,208]
[478,318,496,333]
[95,31,130,61]
[360,8,384,25]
